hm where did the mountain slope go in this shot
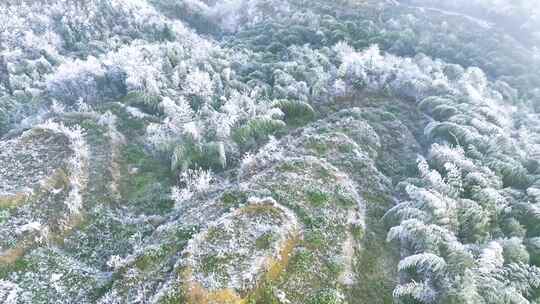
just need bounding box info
[1,1,540,303]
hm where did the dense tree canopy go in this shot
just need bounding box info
[1,0,540,303]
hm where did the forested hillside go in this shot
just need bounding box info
[1,1,540,303]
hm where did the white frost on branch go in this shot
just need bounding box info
[171,169,214,208]
[0,280,20,304]
[38,121,89,220]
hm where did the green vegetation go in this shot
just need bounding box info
[172,140,227,172]
[2,0,540,303]
[273,99,316,127]
[233,118,286,152]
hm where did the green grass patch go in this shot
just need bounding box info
[308,289,344,304]
[288,250,314,273]
[255,233,274,250]
[221,191,248,210]
[120,144,174,214]
[306,137,329,155]
[200,254,233,276]
[135,246,168,271]
[99,103,149,138]
[304,230,326,249]
[0,257,29,279]
[307,189,329,207]
[247,283,281,304]
[206,227,226,242]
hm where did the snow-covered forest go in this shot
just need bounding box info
[1,0,540,303]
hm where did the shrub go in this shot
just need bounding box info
[272,99,316,126]
[232,117,286,152]
[171,139,226,172]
